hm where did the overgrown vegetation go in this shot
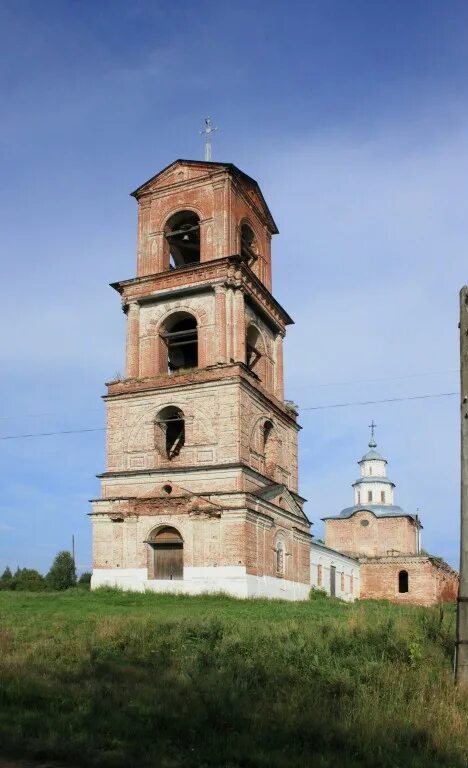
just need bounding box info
[0,590,466,768]
[0,550,79,592]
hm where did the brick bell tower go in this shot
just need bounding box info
[90,159,311,599]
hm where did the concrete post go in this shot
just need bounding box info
[456,285,468,686]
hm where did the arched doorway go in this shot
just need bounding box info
[148,526,183,580]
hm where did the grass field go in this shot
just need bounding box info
[0,589,467,768]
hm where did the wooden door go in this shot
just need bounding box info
[154,544,183,580]
[330,565,336,597]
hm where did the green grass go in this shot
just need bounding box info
[0,589,467,768]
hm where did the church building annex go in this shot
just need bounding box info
[316,426,458,606]
[90,159,311,599]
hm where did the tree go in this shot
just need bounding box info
[0,566,12,580]
[47,551,77,591]
[14,568,46,592]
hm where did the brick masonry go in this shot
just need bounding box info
[90,160,311,598]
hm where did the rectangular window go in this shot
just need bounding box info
[350,574,354,594]
[317,564,322,586]
[340,572,345,592]
[368,491,373,502]
[357,491,361,504]
[381,491,385,503]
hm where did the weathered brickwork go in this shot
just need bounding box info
[325,510,419,558]
[90,160,311,598]
[359,556,458,606]
[323,436,459,605]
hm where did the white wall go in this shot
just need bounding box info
[310,542,360,602]
[91,565,310,601]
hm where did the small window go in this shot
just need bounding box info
[317,564,322,586]
[350,573,354,594]
[340,572,345,592]
[155,406,185,460]
[381,491,385,503]
[357,491,361,504]
[360,519,369,527]
[276,540,285,575]
[398,570,409,593]
[369,466,373,476]
[368,491,373,503]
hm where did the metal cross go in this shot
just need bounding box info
[200,116,218,161]
[368,420,377,441]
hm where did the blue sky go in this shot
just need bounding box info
[1,0,467,573]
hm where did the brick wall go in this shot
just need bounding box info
[359,556,458,606]
[325,511,419,558]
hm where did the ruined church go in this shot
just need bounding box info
[90,159,311,598]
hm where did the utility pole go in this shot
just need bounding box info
[456,285,468,686]
[72,534,75,566]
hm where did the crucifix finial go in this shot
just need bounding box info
[200,116,218,161]
[368,420,377,447]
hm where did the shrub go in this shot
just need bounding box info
[78,571,92,589]
[46,551,77,591]
[309,587,329,600]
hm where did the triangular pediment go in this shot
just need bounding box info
[130,159,278,233]
[255,483,309,521]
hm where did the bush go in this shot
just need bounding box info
[46,551,76,591]
[78,571,92,589]
[309,587,329,600]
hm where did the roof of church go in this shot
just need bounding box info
[359,448,386,463]
[322,504,421,523]
[352,476,395,487]
[130,159,279,233]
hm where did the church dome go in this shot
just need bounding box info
[359,447,386,463]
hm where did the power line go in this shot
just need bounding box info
[302,391,459,411]
[0,391,459,441]
[0,428,105,441]
[0,370,458,422]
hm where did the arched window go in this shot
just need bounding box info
[160,312,198,373]
[155,406,185,460]
[147,526,183,580]
[276,539,285,575]
[165,211,200,268]
[240,222,258,265]
[246,324,265,381]
[398,570,409,593]
[263,419,274,454]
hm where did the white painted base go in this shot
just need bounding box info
[91,566,310,601]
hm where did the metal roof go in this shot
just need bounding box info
[322,503,420,523]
